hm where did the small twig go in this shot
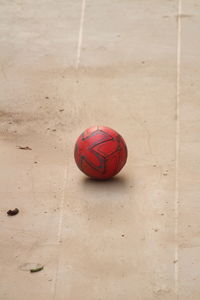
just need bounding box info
[30,266,44,273]
[17,146,32,150]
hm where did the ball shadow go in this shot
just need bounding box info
[82,175,128,194]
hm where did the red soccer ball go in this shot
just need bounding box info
[74,126,128,180]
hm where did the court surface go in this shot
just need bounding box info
[0,1,200,299]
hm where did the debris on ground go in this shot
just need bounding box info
[7,208,19,216]
[173,260,178,264]
[30,266,44,273]
[59,109,64,112]
[17,146,32,150]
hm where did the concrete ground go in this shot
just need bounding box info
[0,0,199,299]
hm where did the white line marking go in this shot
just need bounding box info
[175,0,182,298]
[76,0,86,69]
[53,1,87,296]
[52,160,68,297]
[57,166,68,244]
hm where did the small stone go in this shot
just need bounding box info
[7,208,19,216]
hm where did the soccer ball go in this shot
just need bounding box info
[74,126,127,180]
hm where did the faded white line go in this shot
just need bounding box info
[57,166,68,244]
[52,159,68,297]
[76,0,86,68]
[53,1,86,297]
[175,0,182,298]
